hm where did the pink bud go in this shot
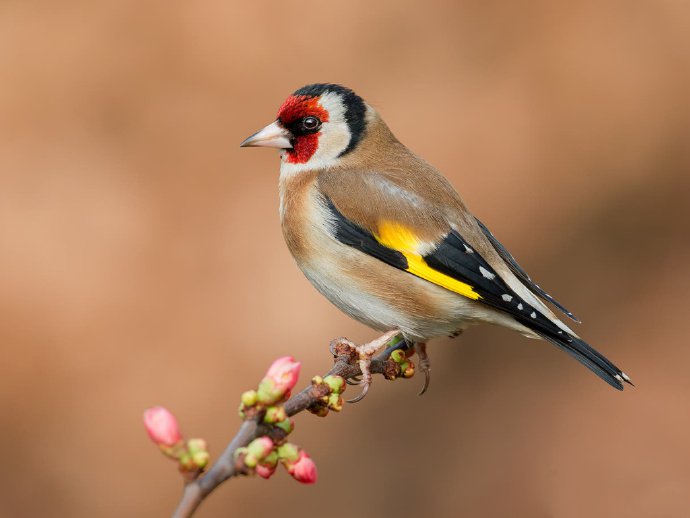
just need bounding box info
[143,406,182,447]
[256,463,276,479]
[247,436,275,459]
[257,356,301,404]
[285,450,317,484]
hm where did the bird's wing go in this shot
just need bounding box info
[474,218,580,322]
[318,168,626,389]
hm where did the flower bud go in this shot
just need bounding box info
[257,356,301,405]
[263,405,287,424]
[244,436,274,468]
[241,390,258,407]
[390,349,406,364]
[187,438,210,470]
[143,406,182,447]
[277,442,299,462]
[256,463,277,479]
[285,450,318,484]
[324,375,345,394]
[327,393,343,412]
[275,418,295,435]
[247,436,274,460]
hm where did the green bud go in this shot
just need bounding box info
[187,438,210,469]
[247,437,274,461]
[327,393,343,412]
[257,379,280,405]
[262,450,279,468]
[244,454,258,468]
[275,418,294,434]
[401,362,414,378]
[178,451,194,471]
[277,442,299,462]
[263,405,287,424]
[390,349,406,363]
[241,390,258,407]
[324,375,345,393]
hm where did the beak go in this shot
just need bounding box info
[240,121,293,149]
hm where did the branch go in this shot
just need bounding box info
[166,338,410,518]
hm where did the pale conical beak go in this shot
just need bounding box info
[240,121,293,149]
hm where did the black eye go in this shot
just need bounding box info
[301,116,321,132]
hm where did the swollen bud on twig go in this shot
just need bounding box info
[263,405,287,424]
[274,417,295,434]
[143,407,211,478]
[257,356,301,405]
[390,349,415,378]
[241,390,258,407]
[284,450,318,484]
[242,436,275,468]
[256,463,277,479]
[186,438,210,470]
[256,450,279,479]
[143,406,182,447]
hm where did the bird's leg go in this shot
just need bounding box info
[414,342,431,396]
[347,330,402,403]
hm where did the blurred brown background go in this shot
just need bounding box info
[1,1,689,516]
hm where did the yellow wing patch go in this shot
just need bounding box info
[375,221,481,301]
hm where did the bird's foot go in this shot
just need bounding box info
[346,330,402,403]
[414,342,431,396]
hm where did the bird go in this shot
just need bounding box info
[241,83,631,400]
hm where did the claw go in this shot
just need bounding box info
[346,376,362,386]
[346,380,370,403]
[345,330,401,404]
[329,337,356,358]
[347,383,371,403]
[415,343,431,396]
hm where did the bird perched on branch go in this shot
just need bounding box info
[241,83,631,400]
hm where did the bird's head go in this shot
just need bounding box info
[241,84,368,171]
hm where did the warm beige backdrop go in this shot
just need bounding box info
[1,1,689,517]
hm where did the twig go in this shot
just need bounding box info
[171,343,404,518]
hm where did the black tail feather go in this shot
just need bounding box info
[535,331,628,390]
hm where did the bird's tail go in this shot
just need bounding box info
[535,330,631,390]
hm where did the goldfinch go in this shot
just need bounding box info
[241,83,631,398]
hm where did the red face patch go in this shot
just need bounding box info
[277,95,330,164]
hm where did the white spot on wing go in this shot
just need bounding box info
[463,244,474,254]
[479,266,495,280]
[502,294,513,302]
[530,311,537,318]
[517,303,523,310]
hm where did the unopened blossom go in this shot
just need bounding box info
[143,406,182,447]
[257,356,301,404]
[256,463,277,479]
[285,450,317,484]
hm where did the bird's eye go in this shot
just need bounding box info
[301,116,321,132]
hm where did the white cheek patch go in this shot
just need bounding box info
[280,92,352,178]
